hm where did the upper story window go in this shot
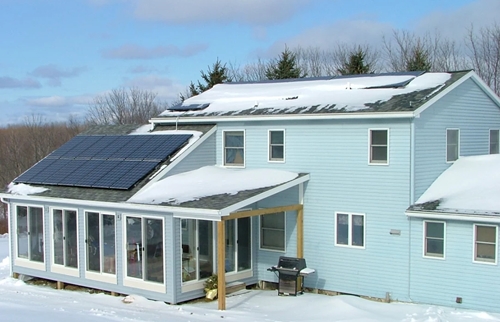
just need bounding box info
[268,130,285,162]
[446,129,460,162]
[490,129,499,154]
[223,131,245,167]
[474,224,497,264]
[369,129,388,164]
[335,212,365,248]
[423,221,445,259]
[260,212,285,251]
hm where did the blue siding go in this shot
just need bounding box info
[414,78,500,200]
[409,217,500,312]
[216,118,413,301]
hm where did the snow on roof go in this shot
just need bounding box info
[7,182,47,195]
[128,165,298,205]
[416,154,500,213]
[160,72,451,116]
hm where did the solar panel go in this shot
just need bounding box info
[14,133,193,190]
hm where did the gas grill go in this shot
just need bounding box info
[267,256,315,296]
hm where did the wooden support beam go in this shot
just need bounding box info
[12,272,19,279]
[217,220,226,311]
[225,204,303,221]
[56,281,64,290]
[297,206,304,258]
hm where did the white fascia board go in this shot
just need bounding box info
[406,209,500,223]
[219,173,310,216]
[413,71,475,117]
[138,125,217,192]
[150,112,414,125]
[0,193,220,217]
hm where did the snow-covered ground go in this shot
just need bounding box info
[0,234,499,322]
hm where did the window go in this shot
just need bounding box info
[369,129,388,164]
[16,205,44,263]
[181,219,214,283]
[474,224,497,264]
[224,131,244,166]
[335,212,365,248]
[424,221,445,258]
[446,129,459,162]
[260,212,285,251]
[85,211,116,276]
[269,130,285,162]
[52,209,78,270]
[490,129,499,154]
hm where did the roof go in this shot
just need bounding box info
[155,71,471,120]
[408,154,500,216]
[4,124,216,203]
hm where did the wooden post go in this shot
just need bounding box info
[56,281,64,290]
[217,220,226,310]
[12,272,19,279]
[297,206,304,258]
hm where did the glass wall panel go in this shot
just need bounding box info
[53,210,64,265]
[103,215,115,274]
[144,218,163,283]
[225,220,236,272]
[237,217,251,271]
[86,212,101,272]
[182,219,197,282]
[17,206,28,259]
[65,210,78,268]
[126,216,142,279]
[198,221,213,279]
[29,207,44,262]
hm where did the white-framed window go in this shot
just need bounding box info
[423,221,445,259]
[260,212,285,251]
[335,212,365,248]
[268,130,285,162]
[51,208,79,276]
[223,130,245,167]
[473,224,497,264]
[14,204,45,269]
[446,129,460,162]
[489,129,499,154]
[369,129,389,165]
[84,211,117,284]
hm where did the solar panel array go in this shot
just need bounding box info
[14,134,192,190]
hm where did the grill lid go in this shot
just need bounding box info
[277,256,306,271]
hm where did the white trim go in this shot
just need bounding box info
[334,212,366,249]
[221,174,310,216]
[84,271,117,284]
[222,129,246,168]
[406,210,500,223]
[140,126,218,192]
[446,128,460,163]
[268,129,286,163]
[259,211,286,252]
[422,220,446,260]
[473,223,498,265]
[368,128,390,166]
[150,112,416,125]
[49,206,80,277]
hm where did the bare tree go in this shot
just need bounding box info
[465,23,500,95]
[86,88,163,125]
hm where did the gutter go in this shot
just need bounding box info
[0,193,221,218]
[405,209,500,223]
[150,112,415,125]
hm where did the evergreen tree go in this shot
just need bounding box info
[406,46,432,71]
[180,59,231,100]
[265,46,306,80]
[337,48,373,75]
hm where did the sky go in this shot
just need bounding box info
[1,235,500,321]
[1,0,499,126]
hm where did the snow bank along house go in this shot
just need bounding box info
[2,70,500,312]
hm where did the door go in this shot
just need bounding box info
[225,217,251,273]
[181,219,214,282]
[125,216,164,284]
[16,205,44,263]
[53,209,78,269]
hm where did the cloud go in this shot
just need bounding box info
[131,0,311,25]
[102,43,209,59]
[30,64,88,87]
[121,74,185,102]
[414,0,500,41]
[25,95,92,108]
[0,76,41,89]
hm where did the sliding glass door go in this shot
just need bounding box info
[181,219,214,282]
[85,212,116,276]
[16,205,44,263]
[53,209,78,269]
[225,217,251,273]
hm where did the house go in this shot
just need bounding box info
[2,70,500,312]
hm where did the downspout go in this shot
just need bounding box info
[408,119,416,301]
[0,197,13,278]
